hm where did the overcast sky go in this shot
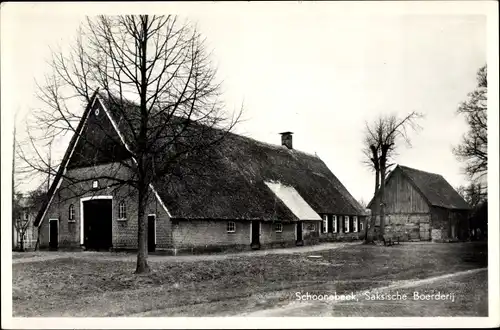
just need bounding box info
[1,3,489,203]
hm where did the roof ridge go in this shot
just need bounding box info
[231,132,319,159]
[398,164,442,177]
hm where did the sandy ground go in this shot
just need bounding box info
[12,242,488,317]
[12,242,357,264]
[237,268,488,317]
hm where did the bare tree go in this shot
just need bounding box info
[362,112,423,243]
[454,65,487,184]
[13,189,47,251]
[457,182,486,209]
[18,15,242,273]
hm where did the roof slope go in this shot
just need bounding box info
[36,94,365,224]
[155,131,365,220]
[34,91,100,226]
[368,165,470,210]
[398,165,470,210]
[265,182,322,221]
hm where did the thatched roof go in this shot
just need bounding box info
[35,93,365,225]
[398,165,470,210]
[368,165,470,211]
[157,131,365,220]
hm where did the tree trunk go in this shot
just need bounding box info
[19,231,25,252]
[365,151,380,243]
[135,181,150,274]
[135,15,151,274]
[378,151,387,243]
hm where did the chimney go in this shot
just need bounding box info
[280,131,293,149]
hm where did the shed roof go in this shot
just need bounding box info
[368,165,470,210]
[398,165,470,210]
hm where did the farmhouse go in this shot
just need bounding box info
[368,165,470,242]
[34,92,366,253]
[13,195,38,251]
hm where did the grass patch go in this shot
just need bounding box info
[12,242,487,316]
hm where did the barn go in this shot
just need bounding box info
[33,92,366,253]
[368,165,471,242]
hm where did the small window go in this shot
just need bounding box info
[92,180,99,189]
[69,204,75,222]
[332,215,337,233]
[322,215,328,233]
[345,216,350,233]
[275,223,283,233]
[359,221,364,232]
[227,221,236,233]
[118,201,127,220]
[353,216,358,232]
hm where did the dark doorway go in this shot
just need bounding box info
[148,215,156,252]
[296,221,304,246]
[49,219,58,250]
[251,221,260,249]
[327,215,333,233]
[83,199,112,251]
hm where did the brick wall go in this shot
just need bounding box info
[39,162,173,250]
[171,220,321,250]
[38,162,329,251]
[172,220,251,248]
[260,222,295,244]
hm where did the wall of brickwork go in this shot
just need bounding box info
[38,162,333,251]
[170,219,321,250]
[171,220,251,248]
[38,162,173,250]
[260,222,295,245]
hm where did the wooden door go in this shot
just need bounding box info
[49,219,58,250]
[148,215,156,252]
[296,221,303,246]
[83,199,112,250]
[251,221,260,249]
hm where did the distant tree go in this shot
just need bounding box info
[13,189,47,251]
[18,15,241,273]
[457,182,486,208]
[362,112,423,243]
[454,65,487,183]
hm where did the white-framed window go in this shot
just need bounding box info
[332,215,337,233]
[322,215,328,233]
[92,180,99,189]
[227,221,236,233]
[68,204,75,222]
[118,201,127,220]
[353,216,358,232]
[275,223,283,233]
[345,216,350,233]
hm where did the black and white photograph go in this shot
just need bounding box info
[1,1,498,328]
